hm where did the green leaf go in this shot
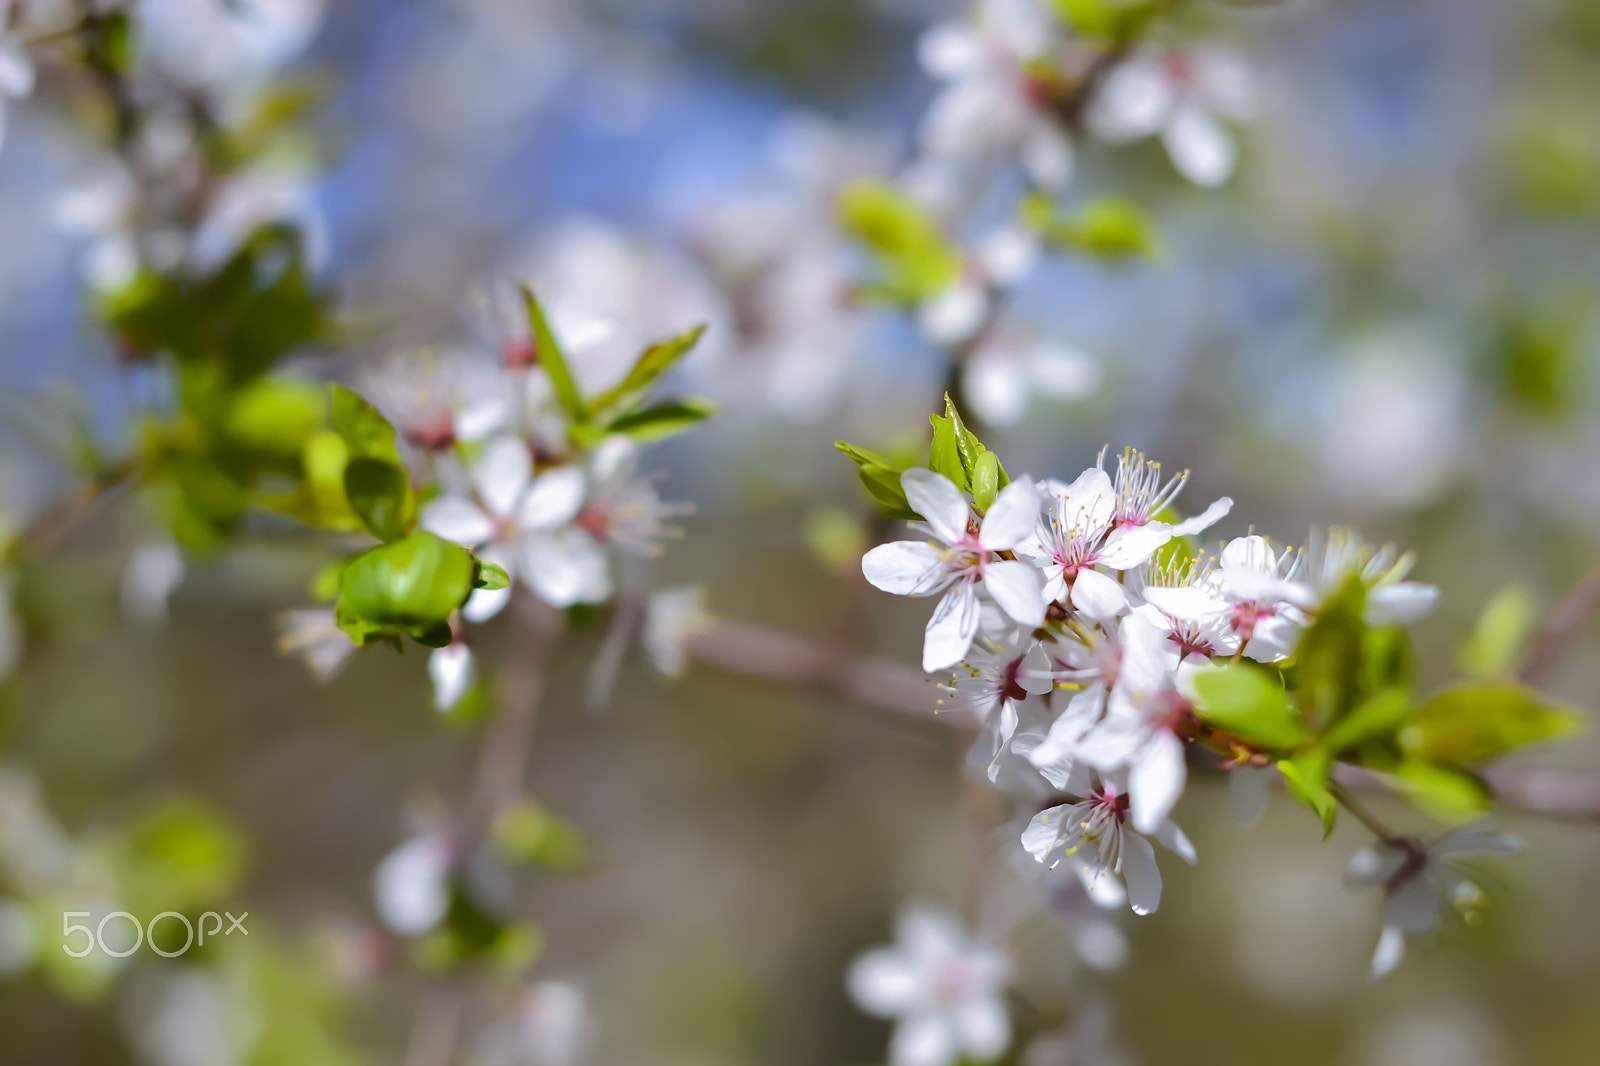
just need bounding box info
[1278,748,1337,836]
[337,532,476,632]
[837,179,963,302]
[491,799,590,873]
[1191,664,1310,751]
[1046,0,1154,40]
[343,457,412,542]
[1399,683,1581,764]
[971,450,1001,510]
[928,414,968,490]
[1295,574,1368,730]
[1391,760,1492,822]
[331,385,402,464]
[605,397,717,442]
[474,559,511,591]
[588,325,707,421]
[1323,687,1410,754]
[1023,193,1160,262]
[837,440,913,516]
[521,284,586,420]
[1456,585,1537,679]
[225,376,328,457]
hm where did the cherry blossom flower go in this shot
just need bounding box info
[428,641,475,712]
[847,907,1012,1066]
[1210,535,1305,661]
[642,586,712,678]
[0,31,35,154]
[51,164,142,293]
[275,607,358,682]
[1014,467,1168,618]
[938,634,1053,781]
[1290,527,1439,626]
[121,541,186,624]
[1021,772,1197,915]
[863,469,1046,671]
[137,0,324,94]
[1088,47,1257,188]
[1346,829,1520,979]
[372,832,453,937]
[361,348,511,454]
[476,980,595,1066]
[1070,612,1199,833]
[917,0,1076,190]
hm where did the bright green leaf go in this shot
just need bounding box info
[337,532,476,632]
[605,396,717,442]
[1400,683,1581,764]
[1278,748,1337,836]
[837,179,963,302]
[474,559,511,591]
[492,799,590,873]
[971,450,1001,510]
[1323,687,1409,753]
[1295,574,1368,730]
[589,324,707,421]
[520,285,586,420]
[1456,585,1537,679]
[1392,760,1493,822]
[1191,664,1310,751]
[343,457,412,542]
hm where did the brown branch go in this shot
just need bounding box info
[1517,559,1600,686]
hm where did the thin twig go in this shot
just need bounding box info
[1517,558,1600,686]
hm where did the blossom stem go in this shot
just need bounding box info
[1328,780,1406,846]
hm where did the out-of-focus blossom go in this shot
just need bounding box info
[1089,47,1257,187]
[863,469,1046,671]
[122,542,186,624]
[961,332,1100,428]
[126,971,251,1066]
[373,833,453,937]
[1346,828,1519,979]
[51,164,143,292]
[1319,326,1468,511]
[475,980,595,1066]
[137,0,324,94]
[1289,527,1440,626]
[847,907,1012,1066]
[429,641,476,712]
[0,31,36,154]
[917,0,1075,190]
[274,607,358,683]
[0,898,36,974]
[191,166,327,272]
[641,586,712,678]
[361,348,510,453]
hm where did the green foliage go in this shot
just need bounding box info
[330,385,415,541]
[928,394,1009,496]
[1022,193,1161,262]
[1399,684,1581,765]
[835,441,916,518]
[1391,760,1492,822]
[121,797,249,916]
[1190,664,1310,751]
[492,799,591,872]
[604,397,719,443]
[473,559,511,591]
[520,284,586,420]
[225,377,328,458]
[415,886,545,975]
[1277,748,1337,836]
[839,396,1010,519]
[1046,0,1156,40]
[335,532,476,644]
[1322,688,1410,754]
[1493,303,1587,422]
[1457,585,1538,678]
[1294,574,1368,731]
[837,179,963,303]
[588,325,708,422]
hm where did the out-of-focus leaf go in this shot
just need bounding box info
[1046,0,1154,40]
[1278,747,1337,836]
[343,457,411,542]
[1456,585,1537,679]
[122,797,249,915]
[1323,687,1409,754]
[604,397,717,442]
[837,179,962,302]
[1400,684,1581,764]
[473,559,511,591]
[837,440,915,518]
[521,285,586,420]
[1024,192,1160,262]
[492,799,591,873]
[1192,664,1310,751]
[805,507,868,572]
[1295,574,1368,730]
[330,385,401,464]
[1391,760,1492,822]
[588,325,707,421]
[337,532,475,637]
[225,376,327,458]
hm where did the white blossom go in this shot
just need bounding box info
[429,642,476,712]
[847,907,1012,1066]
[373,833,453,937]
[642,586,712,678]
[0,31,36,155]
[274,607,358,683]
[1089,47,1257,187]
[863,469,1046,671]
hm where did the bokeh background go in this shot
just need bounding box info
[3,0,1600,1063]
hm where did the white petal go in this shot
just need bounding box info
[1096,525,1171,570]
[517,466,586,531]
[1028,344,1100,398]
[454,396,509,442]
[1228,765,1270,828]
[1385,874,1441,934]
[1129,730,1187,833]
[1140,584,1226,620]
[461,585,512,623]
[1163,105,1236,188]
[1152,820,1198,865]
[923,582,982,671]
[963,346,1029,428]
[890,1013,958,1066]
[1021,121,1074,191]
[0,36,35,98]
[1018,642,1054,695]
[1021,805,1068,863]
[522,530,611,607]
[1050,467,1115,535]
[474,435,533,518]
[977,478,1042,551]
[918,22,984,79]
[983,560,1046,628]
[420,496,496,547]
[1366,582,1439,625]
[428,644,475,712]
[1369,925,1406,980]
[901,468,970,545]
[973,224,1039,286]
[918,281,988,346]
[1166,496,1233,537]
[1120,830,1163,916]
[863,541,948,596]
[846,949,921,1016]
[954,997,1010,1060]
[1088,57,1172,142]
[1069,568,1127,619]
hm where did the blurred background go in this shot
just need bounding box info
[3,0,1600,1063]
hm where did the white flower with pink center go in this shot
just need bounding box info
[863,469,1046,671]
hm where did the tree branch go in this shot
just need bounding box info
[1517,559,1600,686]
